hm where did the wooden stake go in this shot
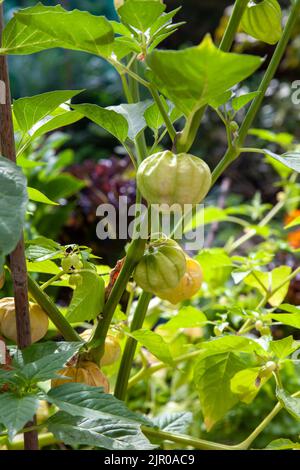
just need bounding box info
[0,5,39,450]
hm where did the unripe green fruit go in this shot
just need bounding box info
[134,239,186,294]
[255,320,263,331]
[137,151,211,210]
[62,254,83,273]
[229,121,239,133]
[241,0,282,45]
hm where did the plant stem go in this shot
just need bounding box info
[27,276,81,342]
[40,271,64,291]
[237,0,300,144]
[89,56,150,363]
[114,291,152,400]
[142,426,234,450]
[128,349,203,389]
[237,391,300,449]
[4,432,56,450]
[228,191,287,253]
[149,85,176,142]
[177,0,248,153]
[90,236,147,363]
[219,0,249,51]
[210,0,300,185]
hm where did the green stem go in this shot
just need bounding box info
[5,433,56,450]
[211,146,240,186]
[27,275,81,342]
[142,426,235,450]
[237,0,300,144]
[228,190,288,253]
[177,0,248,153]
[205,0,300,184]
[128,349,203,389]
[89,237,147,363]
[40,271,64,291]
[114,291,152,400]
[219,0,249,51]
[88,56,149,362]
[237,391,300,449]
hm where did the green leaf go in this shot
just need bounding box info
[27,259,61,275]
[263,150,300,173]
[194,352,248,430]
[48,412,156,450]
[0,157,27,264]
[14,341,81,367]
[107,101,152,140]
[160,306,207,331]
[1,4,114,56]
[118,0,165,32]
[13,90,82,134]
[27,187,58,206]
[269,313,300,329]
[244,266,292,307]
[147,34,262,117]
[196,248,233,287]
[276,388,300,421]
[265,439,300,450]
[32,110,83,140]
[270,336,300,359]
[47,383,150,426]
[230,367,267,404]
[150,7,181,36]
[17,343,82,382]
[231,91,260,112]
[130,329,173,364]
[199,335,265,356]
[0,393,39,439]
[66,271,105,323]
[72,104,128,142]
[248,128,294,146]
[153,412,193,434]
[42,174,86,200]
